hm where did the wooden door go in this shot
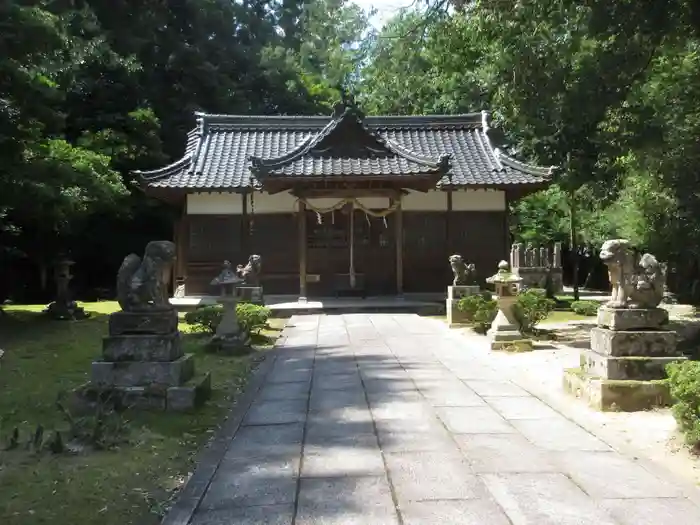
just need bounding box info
[354,210,395,295]
[306,208,350,295]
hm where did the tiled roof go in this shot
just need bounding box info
[248,107,451,178]
[136,107,555,191]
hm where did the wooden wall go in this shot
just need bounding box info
[183,209,506,296]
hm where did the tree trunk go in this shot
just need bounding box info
[39,262,48,292]
[569,191,579,301]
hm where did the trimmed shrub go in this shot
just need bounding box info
[457,292,496,334]
[666,361,700,449]
[184,303,271,335]
[514,288,555,334]
[570,300,599,316]
[237,303,271,335]
[184,305,221,333]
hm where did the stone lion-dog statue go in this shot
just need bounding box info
[599,239,664,309]
[449,254,476,286]
[236,254,262,286]
[116,240,176,311]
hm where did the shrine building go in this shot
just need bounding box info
[136,104,554,299]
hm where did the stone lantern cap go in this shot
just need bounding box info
[211,261,244,295]
[486,260,522,285]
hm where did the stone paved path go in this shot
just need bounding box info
[188,314,700,525]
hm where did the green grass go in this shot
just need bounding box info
[542,310,594,324]
[0,301,286,525]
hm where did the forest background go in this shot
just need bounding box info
[3,0,700,302]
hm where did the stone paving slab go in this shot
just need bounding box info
[482,472,618,525]
[182,313,700,525]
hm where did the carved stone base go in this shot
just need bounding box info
[596,306,669,331]
[72,373,211,413]
[108,309,178,335]
[447,285,480,301]
[580,350,685,381]
[446,300,469,327]
[487,327,533,352]
[237,286,264,305]
[589,327,678,357]
[209,333,252,356]
[102,333,183,362]
[45,301,88,320]
[91,354,195,387]
[563,367,672,412]
[490,339,533,352]
[79,308,210,412]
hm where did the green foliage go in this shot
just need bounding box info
[666,361,700,449]
[237,303,272,336]
[570,300,600,317]
[514,289,556,334]
[184,306,221,334]
[457,291,496,334]
[185,303,271,335]
[1,0,336,291]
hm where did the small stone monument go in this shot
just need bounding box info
[210,261,252,355]
[235,254,264,304]
[77,241,211,412]
[45,257,87,320]
[446,255,480,327]
[564,239,687,411]
[486,261,532,351]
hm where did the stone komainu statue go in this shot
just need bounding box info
[236,254,262,286]
[449,254,476,286]
[599,239,664,309]
[116,241,177,311]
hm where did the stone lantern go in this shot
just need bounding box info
[485,260,532,351]
[45,257,87,320]
[209,261,251,354]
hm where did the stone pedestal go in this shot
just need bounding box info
[76,309,211,412]
[486,261,532,352]
[45,300,87,320]
[564,307,686,411]
[487,300,533,352]
[208,297,252,355]
[596,306,668,331]
[237,286,264,305]
[446,285,480,327]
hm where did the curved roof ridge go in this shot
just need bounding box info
[134,154,192,180]
[248,116,339,170]
[496,150,557,177]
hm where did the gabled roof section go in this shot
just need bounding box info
[248,105,450,178]
[135,106,555,193]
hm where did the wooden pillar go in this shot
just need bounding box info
[241,192,250,256]
[174,203,188,295]
[446,189,453,252]
[298,199,308,299]
[394,195,404,295]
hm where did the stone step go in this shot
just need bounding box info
[580,350,686,381]
[91,353,195,387]
[166,373,212,412]
[72,372,212,412]
[590,327,681,357]
[102,332,183,362]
